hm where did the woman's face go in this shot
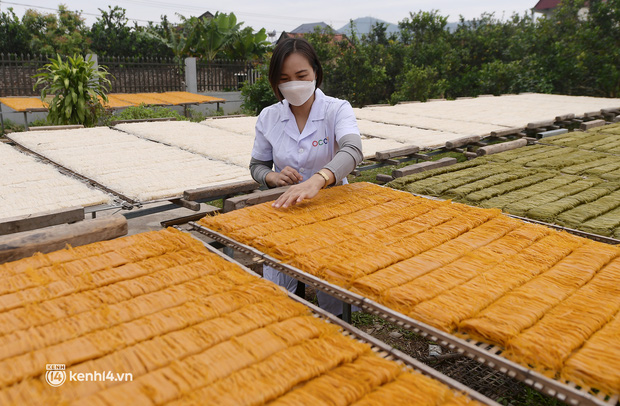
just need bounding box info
[279,52,315,84]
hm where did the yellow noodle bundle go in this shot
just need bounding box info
[351,370,456,406]
[354,214,549,302]
[505,258,620,373]
[168,333,369,406]
[561,313,620,394]
[459,242,619,346]
[409,233,584,332]
[270,352,403,406]
[1,226,483,406]
[0,229,180,278]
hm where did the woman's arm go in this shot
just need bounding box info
[250,158,304,189]
[249,157,273,188]
[323,133,364,182]
[272,133,363,208]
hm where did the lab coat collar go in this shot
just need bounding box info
[279,88,326,122]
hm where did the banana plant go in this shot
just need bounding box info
[142,20,189,60]
[34,54,111,126]
[225,26,270,60]
[188,12,242,61]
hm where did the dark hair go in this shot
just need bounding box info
[268,37,323,101]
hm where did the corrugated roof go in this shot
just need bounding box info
[533,0,561,11]
[277,32,348,44]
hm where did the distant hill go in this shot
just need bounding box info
[337,17,465,37]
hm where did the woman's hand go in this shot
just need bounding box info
[265,166,303,188]
[272,174,325,208]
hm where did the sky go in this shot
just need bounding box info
[1,0,539,36]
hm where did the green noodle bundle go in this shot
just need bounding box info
[503,178,602,217]
[526,181,620,223]
[556,190,620,228]
[479,175,582,210]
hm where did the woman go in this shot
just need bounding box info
[249,37,363,315]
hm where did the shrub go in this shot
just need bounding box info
[0,119,24,134]
[102,104,189,125]
[240,63,277,115]
[34,54,111,127]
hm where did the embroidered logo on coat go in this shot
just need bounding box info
[312,137,328,147]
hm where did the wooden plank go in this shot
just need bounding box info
[160,205,220,227]
[555,113,575,121]
[223,187,289,212]
[464,152,478,159]
[526,120,555,130]
[375,145,420,161]
[29,125,84,131]
[110,117,177,126]
[477,139,528,156]
[184,180,260,201]
[601,107,620,114]
[583,111,603,118]
[393,157,457,178]
[0,215,127,263]
[375,174,394,183]
[169,198,201,211]
[580,119,606,131]
[0,207,85,236]
[445,135,481,149]
[490,127,524,137]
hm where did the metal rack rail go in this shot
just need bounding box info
[190,222,618,406]
[197,235,501,406]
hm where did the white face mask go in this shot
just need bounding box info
[278,80,316,106]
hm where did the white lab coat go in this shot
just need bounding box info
[252,89,360,315]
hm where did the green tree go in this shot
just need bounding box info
[539,0,620,97]
[89,6,132,56]
[390,64,447,103]
[0,8,33,54]
[22,5,90,55]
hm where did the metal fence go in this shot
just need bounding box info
[197,59,259,92]
[0,54,261,96]
[100,56,184,93]
[0,53,52,97]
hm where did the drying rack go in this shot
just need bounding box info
[190,222,618,406]
[198,236,501,406]
[5,134,258,215]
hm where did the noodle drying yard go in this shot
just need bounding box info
[1,93,620,405]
